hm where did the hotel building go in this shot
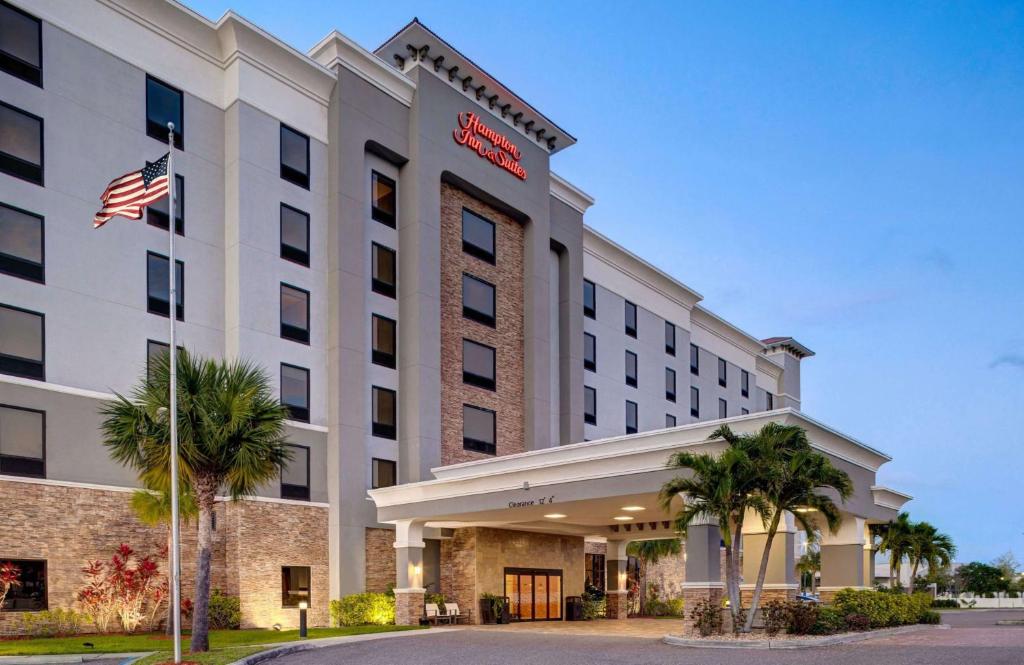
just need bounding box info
[0,0,910,629]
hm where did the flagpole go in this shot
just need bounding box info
[166,121,182,665]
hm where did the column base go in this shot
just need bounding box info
[605,590,628,619]
[739,585,797,606]
[682,585,723,635]
[394,588,425,626]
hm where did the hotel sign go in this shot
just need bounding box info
[453,112,528,181]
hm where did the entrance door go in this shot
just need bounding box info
[504,568,562,621]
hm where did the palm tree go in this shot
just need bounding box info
[131,484,197,634]
[101,349,291,652]
[659,426,767,625]
[795,547,820,593]
[878,512,914,591]
[906,522,956,595]
[740,423,852,632]
[627,538,682,616]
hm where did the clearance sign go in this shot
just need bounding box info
[452,112,527,181]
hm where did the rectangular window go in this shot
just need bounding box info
[625,350,637,388]
[281,566,310,608]
[0,559,45,610]
[0,303,43,380]
[583,332,596,372]
[690,386,699,418]
[625,400,638,435]
[280,204,309,266]
[585,553,605,590]
[371,242,396,298]
[665,321,676,355]
[719,398,728,419]
[372,458,397,489]
[690,343,699,375]
[143,169,184,236]
[741,407,749,415]
[0,202,43,282]
[371,314,397,369]
[0,404,44,478]
[766,392,774,410]
[462,273,495,327]
[0,101,42,185]
[665,367,676,402]
[280,444,310,501]
[280,283,310,344]
[0,1,42,86]
[665,413,677,428]
[146,340,168,384]
[372,386,396,439]
[146,252,183,321]
[281,363,310,423]
[370,170,396,227]
[280,124,309,189]
[462,338,496,390]
[584,386,597,425]
[145,75,183,149]
[461,208,495,263]
[583,280,596,319]
[718,357,727,387]
[463,404,496,455]
[624,301,637,337]
[741,370,750,398]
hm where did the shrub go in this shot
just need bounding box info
[809,606,845,635]
[645,597,684,617]
[207,590,241,630]
[581,595,606,620]
[763,600,790,636]
[688,598,722,637]
[1009,591,1020,599]
[844,613,871,632]
[19,609,84,636]
[919,610,942,624]
[330,593,395,626]
[932,599,958,609]
[831,589,933,628]
[786,601,819,635]
[77,544,163,633]
[0,561,21,611]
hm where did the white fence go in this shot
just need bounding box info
[936,593,1024,609]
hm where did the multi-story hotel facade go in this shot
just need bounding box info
[0,0,910,629]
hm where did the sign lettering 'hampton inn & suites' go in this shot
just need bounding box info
[452,112,528,181]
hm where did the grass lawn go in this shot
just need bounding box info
[0,625,425,657]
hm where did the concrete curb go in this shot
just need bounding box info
[662,623,950,649]
[226,627,460,665]
[0,653,153,664]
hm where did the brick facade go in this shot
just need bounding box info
[364,527,396,593]
[439,183,525,466]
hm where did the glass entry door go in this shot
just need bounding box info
[504,568,562,621]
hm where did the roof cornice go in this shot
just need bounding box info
[550,173,595,214]
[691,306,769,358]
[308,30,415,107]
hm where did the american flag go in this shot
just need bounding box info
[93,154,170,228]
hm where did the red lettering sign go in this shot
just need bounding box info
[453,112,527,181]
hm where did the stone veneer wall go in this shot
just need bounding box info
[364,527,396,593]
[644,547,686,600]
[439,183,525,466]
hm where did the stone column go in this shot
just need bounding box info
[682,515,723,634]
[740,510,798,605]
[393,520,425,626]
[818,516,871,603]
[605,540,629,619]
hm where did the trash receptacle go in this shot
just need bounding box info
[565,595,584,621]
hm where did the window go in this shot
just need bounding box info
[372,386,396,439]
[280,204,309,266]
[146,340,182,384]
[665,322,676,355]
[372,458,397,489]
[281,363,310,422]
[144,172,184,235]
[690,386,699,418]
[280,283,310,344]
[0,2,41,86]
[145,75,183,149]
[718,358,727,387]
[462,273,495,327]
[583,332,596,372]
[370,171,396,227]
[719,398,728,419]
[690,343,699,375]
[146,252,183,320]
[584,386,597,425]
[0,303,43,380]
[462,338,495,390]
[0,202,43,282]
[281,566,310,608]
[461,208,495,263]
[585,553,605,590]
[625,400,638,435]
[0,102,42,185]
[624,301,637,337]
[372,315,397,368]
[741,408,749,415]
[280,444,310,501]
[583,279,596,318]
[625,350,637,388]
[0,559,45,610]
[280,124,309,189]
[371,242,396,298]
[463,404,496,455]
[665,413,676,428]
[766,392,774,410]
[665,367,676,402]
[741,370,750,398]
[0,404,44,478]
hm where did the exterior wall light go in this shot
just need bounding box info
[613,516,634,521]
[298,601,308,638]
[621,506,645,512]
[544,513,567,519]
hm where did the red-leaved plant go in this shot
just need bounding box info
[0,561,21,611]
[77,544,164,633]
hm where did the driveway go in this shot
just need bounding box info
[264,610,1024,665]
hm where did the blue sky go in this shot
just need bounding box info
[183,0,1024,564]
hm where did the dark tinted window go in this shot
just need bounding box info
[583,280,596,318]
[371,242,396,298]
[0,403,44,478]
[146,173,184,235]
[463,338,495,390]
[624,301,637,337]
[281,363,309,422]
[0,559,45,610]
[584,386,596,425]
[372,315,397,369]
[462,273,495,327]
[280,444,309,501]
[0,202,42,282]
[665,413,676,428]
[583,332,596,372]
[371,171,396,227]
[626,401,638,434]
[146,340,169,384]
[146,252,183,320]
[741,408,749,415]
[766,392,774,410]
[463,404,495,455]
[280,284,310,344]
[719,398,728,419]
[690,344,699,375]
[145,75,182,149]
[741,370,750,397]
[625,350,637,388]
[0,102,42,184]
[281,566,310,607]
[665,367,676,402]
[690,386,699,418]
[0,2,42,86]
[280,124,309,189]
[462,208,495,263]
[718,358,727,387]
[372,386,396,439]
[372,458,397,489]
[665,322,676,355]
[280,204,309,266]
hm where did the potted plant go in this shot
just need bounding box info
[479,593,508,624]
